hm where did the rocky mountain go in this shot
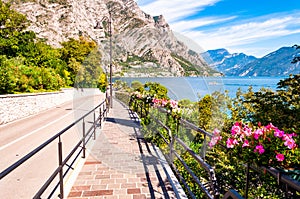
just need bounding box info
[203,47,300,76]
[7,0,217,77]
[239,47,300,76]
[201,49,258,76]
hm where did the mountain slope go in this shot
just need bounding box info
[201,48,257,76]
[203,47,300,76]
[8,0,217,77]
[239,47,300,76]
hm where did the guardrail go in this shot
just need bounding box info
[0,98,109,198]
[131,99,300,199]
[132,101,221,199]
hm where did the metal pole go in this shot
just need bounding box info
[99,106,102,128]
[109,11,113,108]
[82,119,86,158]
[58,136,64,198]
[93,111,96,140]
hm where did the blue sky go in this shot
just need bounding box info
[136,0,300,58]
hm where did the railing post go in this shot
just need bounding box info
[82,118,86,158]
[201,134,207,160]
[99,106,102,128]
[106,90,109,113]
[58,136,64,199]
[169,131,175,163]
[93,111,96,140]
[107,95,110,113]
[103,104,108,117]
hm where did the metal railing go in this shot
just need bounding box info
[131,99,300,199]
[132,101,221,199]
[152,113,220,199]
[0,98,109,198]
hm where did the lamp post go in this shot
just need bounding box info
[95,12,113,108]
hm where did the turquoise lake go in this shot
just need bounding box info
[117,76,288,101]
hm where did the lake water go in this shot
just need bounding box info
[117,76,287,101]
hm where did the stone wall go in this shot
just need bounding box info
[0,88,101,125]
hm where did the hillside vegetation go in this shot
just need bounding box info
[0,0,107,94]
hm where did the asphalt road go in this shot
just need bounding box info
[0,92,105,199]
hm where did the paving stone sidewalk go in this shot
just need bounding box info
[67,99,186,199]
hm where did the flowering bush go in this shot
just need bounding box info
[209,122,299,168]
[130,91,182,119]
[130,91,153,104]
[152,98,182,119]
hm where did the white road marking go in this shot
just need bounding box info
[0,95,102,151]
[0,111,74,151]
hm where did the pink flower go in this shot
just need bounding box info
[213,128,220,136]
[233,139,239,145]
[208,142,214,148]
[255,144,265,154]
[209,129,222,148]
[284,138,297,149]
[161,99,168,107]
[291,133,298,137]
[152,98,160,106]
[276,153,285,162]
[253,129,263,140]
[242,140,249,148]
[231,123,241,135]
[209,138,219,148]
[274,129,284,138]
[226,138,238,148]
[169,100,178,109]
[243,126,252,137]
[266,123,276,131]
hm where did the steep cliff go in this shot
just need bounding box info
[8,0,216,77]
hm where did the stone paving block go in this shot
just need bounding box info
[68,191,82,197]
[71,185,91,191]
[127,188,141,194]
[133,195,146,199]
[82,190,113,197]
[91,185,108,190]
[73,180,87,185]
[67,99,185,199]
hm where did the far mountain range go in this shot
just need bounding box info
[201,47,300,76]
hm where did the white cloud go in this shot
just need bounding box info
[186,15,300,54]
[170,16,236,32]
[139,0,221,22]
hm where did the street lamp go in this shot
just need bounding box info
[95,12,113,108]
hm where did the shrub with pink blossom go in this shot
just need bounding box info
[209,121,299,168]
[130,91,182,120]
[152,98,182,119]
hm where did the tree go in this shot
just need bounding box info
[239,75,300,131]
[0,1,108,93]
[60,36,100,85]
[0,0,33,57]
[97,73,107,92]
[131,81,144,92]
[144,82,168,99]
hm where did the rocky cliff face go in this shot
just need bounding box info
[8,0,215,77]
